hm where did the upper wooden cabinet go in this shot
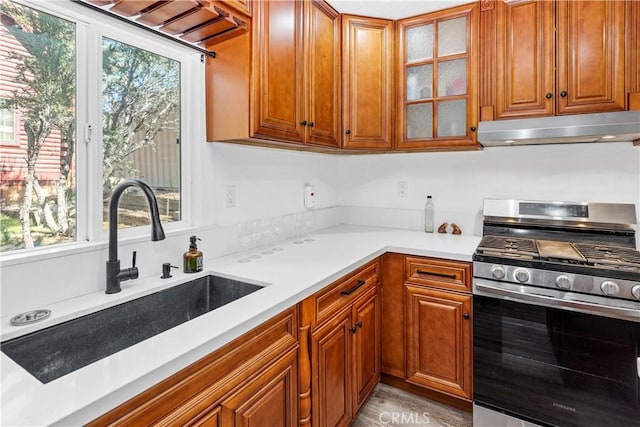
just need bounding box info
[396,3,479,151]
[342,15,394,150]
[253,0,340,147]
[206,0,340,148]
[480,0,637,120]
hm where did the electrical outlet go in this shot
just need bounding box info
[224,184,236,208]
[398,181,408,198]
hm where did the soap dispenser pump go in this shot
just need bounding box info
[184,235,203,273]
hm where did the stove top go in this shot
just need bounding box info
[475,235,640,275]
[473,199,640,308]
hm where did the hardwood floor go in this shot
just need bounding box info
[354,383,472,427]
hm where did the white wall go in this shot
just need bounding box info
[208,143,341,225]
[338,142,640,236]
[2,141,639,318]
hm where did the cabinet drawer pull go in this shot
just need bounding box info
[300,120,307,126]
[345,129,351,135]
[416,269,457,279]
[341,279,366,296]
[560,91,567,98]
[463,313,470,320]
[545,92,553,99]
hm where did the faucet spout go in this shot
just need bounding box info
[106,178,166,294]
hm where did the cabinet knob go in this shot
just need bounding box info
[350,326,357,334]
[300,120,307,126]
[470,126,477,132]
[463,313,470,320]
[345,129,351,135]
[357,321,363,328]
[560,91,567,98]
[308,122,314,128]
[545,92,553,99]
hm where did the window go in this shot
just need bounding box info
[0,2,77,251]
[0,104,16,143]
[101,37,181,230]
[0,0,192,253]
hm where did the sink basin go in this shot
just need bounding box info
[1,275,263,384]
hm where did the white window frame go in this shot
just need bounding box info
[1,0,203,262]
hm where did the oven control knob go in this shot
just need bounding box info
[514,268,530,283]
[555,275,572,290]
[631,284,640,300]
[600,280,620,296]
[491,265,506,280]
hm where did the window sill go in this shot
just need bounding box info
[0,225,198,268]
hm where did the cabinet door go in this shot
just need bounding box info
[342,15,394,150]
[220,349,298,427]
[311,309,353,427]
[494,0,554,118]
[253,0,305,142]
[556,0,626,114]
[396,3,478,150]
[192,407,220,427]
[405,285,472,400]
[352,288,381,412]
[304,0,340,148]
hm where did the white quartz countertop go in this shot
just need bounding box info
[1,225,480,426]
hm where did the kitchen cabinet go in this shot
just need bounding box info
[299,260,381,427]
[206,0,340,149]
[405,285,472,400]
[380,254,473,409]
[86,307,298,426]
[480,0,637,120]
[396,3,479,151]
[341,15,394,150]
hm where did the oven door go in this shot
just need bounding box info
[473,279,640,427]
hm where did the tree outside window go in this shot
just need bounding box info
[0,1,183,252]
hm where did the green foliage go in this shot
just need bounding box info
[3,1,75,144]
[102,38,180,191]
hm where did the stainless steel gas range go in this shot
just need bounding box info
[472,199,640,427]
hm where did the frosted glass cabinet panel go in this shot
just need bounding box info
[438,59,467,96]
[438,100,466,136]
[407,64,433,100]
[406,24,434,62]
[406,103,433,139]
[437,17,467,56]
[397,3,478,150]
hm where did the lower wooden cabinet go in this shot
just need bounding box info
[299,259,381,427]
[380,253,473,409]
[219,348,298,426]
[405,285,472,400]
[87,307,298,427]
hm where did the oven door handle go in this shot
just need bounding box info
[474,280,640,323]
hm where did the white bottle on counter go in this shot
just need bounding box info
[424,195,434,233]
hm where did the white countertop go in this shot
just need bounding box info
[1,225,480,426]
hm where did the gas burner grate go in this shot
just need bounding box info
[575,243,640,271]
[477,236,538,256]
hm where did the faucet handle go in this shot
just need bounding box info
[132,251,137,269]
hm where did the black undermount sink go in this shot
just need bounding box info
[1,275,263,384]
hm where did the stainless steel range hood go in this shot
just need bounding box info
[477,111,640,147]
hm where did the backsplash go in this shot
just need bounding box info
[1,141,638,317]
[338,142,640,236]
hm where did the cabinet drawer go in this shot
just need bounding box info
[405,257,471,292]
[315,261,379,325]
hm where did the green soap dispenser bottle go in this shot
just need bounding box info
[184,235,203,273]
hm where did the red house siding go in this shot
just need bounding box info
[0,21,67,185]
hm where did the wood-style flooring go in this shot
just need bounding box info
[354,383,472,427]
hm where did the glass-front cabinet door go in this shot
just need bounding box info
[397,3,478,150]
